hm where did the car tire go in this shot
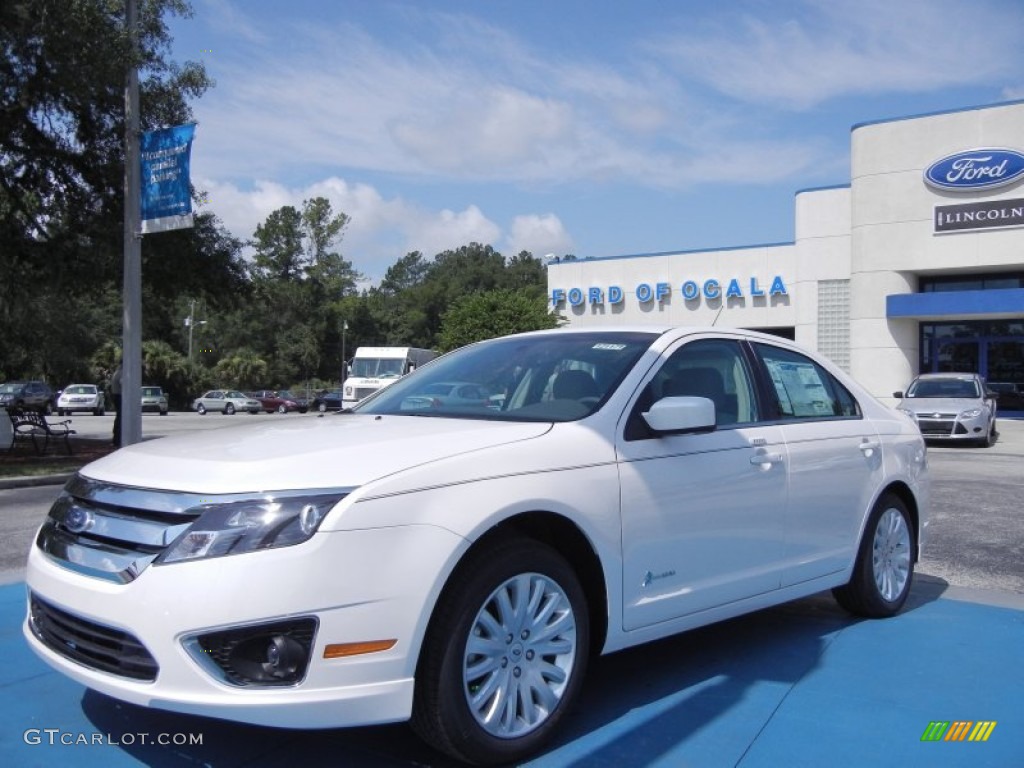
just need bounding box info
[833,492,914,618]
[57,409,65,416]
[43,402,53,415]
[981,421,996,448]
[160,410,167,416]
[277,404,287,414]
[411,536,589,765]
[94,408,104,416]
[318,402,327,413]
[196,404,207,415]
[224,403,235,415]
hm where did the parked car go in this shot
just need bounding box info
[0,380,55,414]
[987,381,1024,411]
[311,388,343,412]
[25,327,928,765]
[192,390,261,415]
[141,386,169,415]
[56,384,105,416]
[894,372,997,446]
[250,389,309,414]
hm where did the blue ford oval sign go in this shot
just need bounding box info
[925,148,1024,191]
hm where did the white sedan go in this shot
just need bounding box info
[56,383,105,416]
[25,327,928,765]
[191,389,261,415]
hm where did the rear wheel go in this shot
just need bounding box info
[833,493,914,617]
[412,537,589,765]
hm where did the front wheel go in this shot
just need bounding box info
[833,493,914,617]
[412,537,589,765]
[196,404,207,415]
[318,402,327,413]
[224,403,235,415]
[277,404,287,414]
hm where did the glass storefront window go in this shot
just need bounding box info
[920,322,1024,406]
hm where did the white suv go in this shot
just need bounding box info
[25,327,928,765]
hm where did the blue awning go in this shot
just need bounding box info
[887,288,1024,319]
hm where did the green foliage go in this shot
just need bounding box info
[438,289,562,353]
[213,349,268,391]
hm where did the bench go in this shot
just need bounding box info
[5,406,76,455]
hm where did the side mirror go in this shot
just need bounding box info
[642,396,716,435]
[892,391,904,399]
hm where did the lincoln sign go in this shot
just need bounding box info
[934,197,1024,233]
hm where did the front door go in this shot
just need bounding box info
[617,338,788,631]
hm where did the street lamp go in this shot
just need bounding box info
[186,299,207,367]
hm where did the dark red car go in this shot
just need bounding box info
[249,389,309,414]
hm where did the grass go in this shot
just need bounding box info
[0,438,115,479]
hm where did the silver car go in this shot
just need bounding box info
[192,389,261,415]
[894,372,997,447]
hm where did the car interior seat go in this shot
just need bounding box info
[663,366,738,425]
[552,369,600,401]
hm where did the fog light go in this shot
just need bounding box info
[192,618,316,686]
[264,634,305,679]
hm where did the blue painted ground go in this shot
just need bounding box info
[2,578,1021,767]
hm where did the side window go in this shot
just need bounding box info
[625,339,759,440]
[753,343,861,419]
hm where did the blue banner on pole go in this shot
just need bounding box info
[140,123,196,234]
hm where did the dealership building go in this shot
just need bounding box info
[547,99,1024,405]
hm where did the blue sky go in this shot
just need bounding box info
[167,0,1024,282]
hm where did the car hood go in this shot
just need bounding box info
[80,415,553,494]
[897,397,984,414]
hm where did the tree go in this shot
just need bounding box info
[438,289,562,352]
[0,0,212,383]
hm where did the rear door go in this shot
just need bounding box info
[750,342,884,586]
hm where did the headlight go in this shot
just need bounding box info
[896,407,917,420]
[960,408,982,419]
[157,493,345,565]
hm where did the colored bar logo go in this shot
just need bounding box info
[921,721,997,742]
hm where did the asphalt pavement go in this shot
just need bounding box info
[0,417,1021,766]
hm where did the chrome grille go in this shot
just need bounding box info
[35,475,203,583]
[29,594,158,681]
[36,474,353,583]
[354,387,378,400]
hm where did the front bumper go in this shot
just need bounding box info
[24,523,464,729]
[915,414,991,441]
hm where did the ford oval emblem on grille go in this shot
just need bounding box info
[925,148,1024,191]
[64,506,94,534]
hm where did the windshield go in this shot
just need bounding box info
[357,331,656,422]
[351,358,405,378]
[906,378,981,398]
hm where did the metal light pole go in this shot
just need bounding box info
[186,299,207,367]
[121,0,142,447]
[341,320,348,387]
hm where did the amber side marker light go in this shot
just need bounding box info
[323,639,397,659]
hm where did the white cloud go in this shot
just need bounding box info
[649,0,1023,109]
[505,214,574,258]
[195,175,512,281]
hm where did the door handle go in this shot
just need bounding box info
[859,439,880,457]
[750,452,782,469]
